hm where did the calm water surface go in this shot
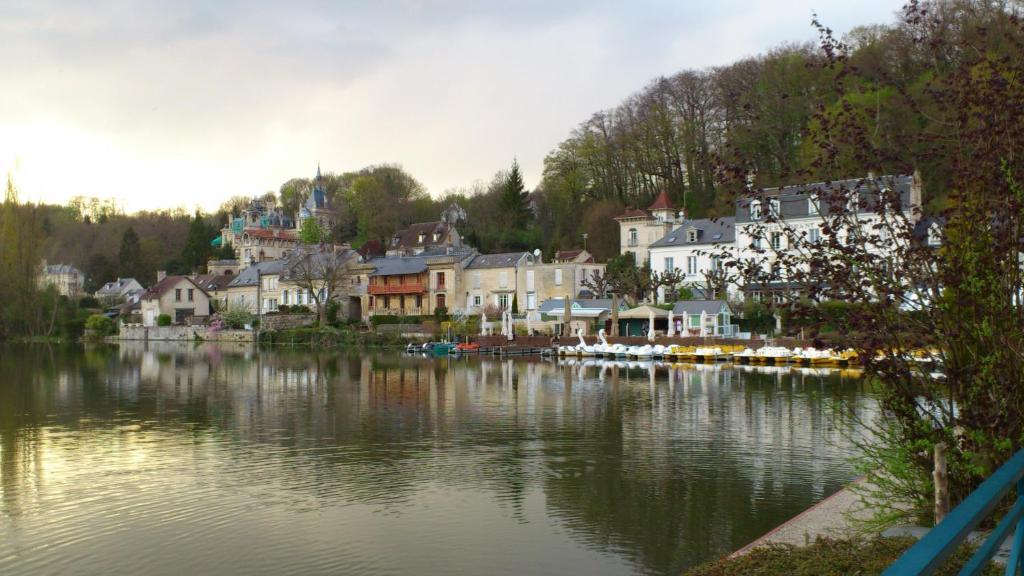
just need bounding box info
[0,343,876,575]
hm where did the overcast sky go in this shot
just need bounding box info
[1,0,904,213]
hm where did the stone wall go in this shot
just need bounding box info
[261,313,316,331]
[119,325,254,342]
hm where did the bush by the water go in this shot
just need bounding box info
[684,537,999,576]
[84,314,115,336]
[219,307,254,329]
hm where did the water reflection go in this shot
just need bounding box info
[0,343,875,576]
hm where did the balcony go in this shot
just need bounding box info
[627,238,639,247]
[368,282,426,295]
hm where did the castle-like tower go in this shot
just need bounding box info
[298,164,337,233]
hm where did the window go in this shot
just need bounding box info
[664,257,674,271]
[498,294,510,309]
[526,270,535,291]
[686,256,697,276]
[418,232,426,243]
[628,228,638,245]
[282,290,290,305]
[473,272,481,289]
[749,200,762,221]
[689,314,700,328]
[554,268,563,286]
[752,236,764,250]
[687,229,698,243]
[808,227,821,244]
[175,288,182,302]
[473,295,482,307]
[808,194,819,215]
[499,271,508,288]
[433,232,440,242]
[187,289,194,302]
[526,292,536,310]
[437,272,446,288]
[712,256,723,271]
[770,232,782,250]
[769,199,781,217]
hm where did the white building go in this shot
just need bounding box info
[733,173,922,301]
[648,217,737,301]
[645,173,924,303]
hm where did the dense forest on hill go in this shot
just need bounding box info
[3,0,1019,326]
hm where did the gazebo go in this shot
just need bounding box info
[617,305,670,337]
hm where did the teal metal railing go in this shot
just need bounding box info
[884,448,1024,575]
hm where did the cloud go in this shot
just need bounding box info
[0,0,904,212]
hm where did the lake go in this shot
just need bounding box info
[0,343,876,575]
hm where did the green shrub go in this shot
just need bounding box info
[157,314,172,326]
[220,307,254,329]
[277,304,291,314]
[85,314,115,336]
[326,300,340,325]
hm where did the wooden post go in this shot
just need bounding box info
[934,442,950,524]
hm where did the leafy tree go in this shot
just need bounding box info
[725,3,1024,526]
[298,217,326,244]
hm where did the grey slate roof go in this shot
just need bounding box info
[43,263,81,275]
[366,256,430,277]
[466,252,528,269]
[672,300,732,316]
[96,278,142,297]
[538,298,619,314]
[227,260,287,287]
[650,217,735,248]
[735,174,914,223]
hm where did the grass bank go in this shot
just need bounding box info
[684,536,999,576]
[257,325,408,348]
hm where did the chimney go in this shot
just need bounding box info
[157,270,166,282]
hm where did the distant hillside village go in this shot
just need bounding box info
[35,165,942,339]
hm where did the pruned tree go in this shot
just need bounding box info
[580,269,613,298]
[284,246,355,325]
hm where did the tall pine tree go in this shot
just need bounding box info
[180,212,214,273]
[118,226,141,279]
[499,159,532,231]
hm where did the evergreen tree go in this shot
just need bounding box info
[180,212,214,272]
[499,159,532,230]
[118,226,141,279]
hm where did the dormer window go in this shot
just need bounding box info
[433,232,440,242]
[418,233,426,243]
[749,200,762,221]
[769,199,781,217]
[687,229,698,243]
[808,194,819,215]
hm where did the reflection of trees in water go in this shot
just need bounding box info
[537,363,877,574]
[0,345,877,575]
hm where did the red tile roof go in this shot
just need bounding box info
[141,276,208,300]
[647,188,674,211]
[390,221,451,250]
[614,207,651,220]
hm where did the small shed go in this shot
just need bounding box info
[617,305,670,337]
[671,300,734,337]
